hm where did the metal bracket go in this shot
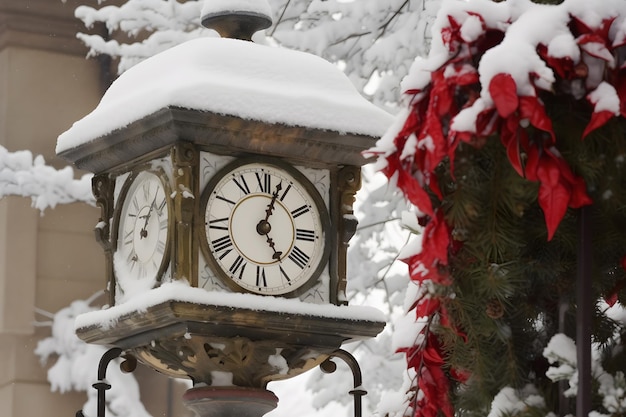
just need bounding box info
[76,348,137,417]
[320,349,367,417]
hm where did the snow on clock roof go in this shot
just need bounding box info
[56,37,393,154]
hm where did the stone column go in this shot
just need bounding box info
[183,386,278,417]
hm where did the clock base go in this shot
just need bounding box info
[183,386,278,417]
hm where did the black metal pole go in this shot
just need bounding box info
[76,347,124,417]
[576,205,592,417]
[320,349,367,417]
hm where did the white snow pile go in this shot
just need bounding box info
[75,280,386,330]
[35,294,151,417]
[0,145,93,210]
[201,0,272,19]
[56,37,393,153]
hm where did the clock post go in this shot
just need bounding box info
[56,1,393,416]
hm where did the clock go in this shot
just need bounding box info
[200,159,330,296]
[114,170,170,294]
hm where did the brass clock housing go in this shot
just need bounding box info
[200,158,331,297]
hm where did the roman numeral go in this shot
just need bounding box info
[229,255,246,279]
[279,266,291,284]
[232,175,250,195]
[256,172,271,193]
[280,183,292,201]
[156,239,166,254]
[288,246,310,269]
[212,235,233,253]
[256,266,267,287]
[131,198,140,213]
[124,229,134,244]
[208,217,229,231]
[291,205,310,218]
[296,229,316,242]
[142,181,151,200]
[159,219,168,230]
[216,194,236,205]
[157,197,167,212]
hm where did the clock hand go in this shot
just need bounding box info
[264,182,282,221]
[140,195,158,239]
[264,234,283,261]
[256,220,283,261]
[255,182,285,262]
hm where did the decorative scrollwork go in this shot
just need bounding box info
[336,166,361,305]
[91,174,114,249]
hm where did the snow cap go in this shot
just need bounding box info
[56,36,392,154]
[201,0,272,40]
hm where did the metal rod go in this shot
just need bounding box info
[320,349,367,417]
[576,205,592,417]
[76,347,124,417]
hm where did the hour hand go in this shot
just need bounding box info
[256,220,283,261]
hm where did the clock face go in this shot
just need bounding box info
[115,171,170,289]
[201,160,329,296]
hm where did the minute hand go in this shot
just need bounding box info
[264,182,282,221]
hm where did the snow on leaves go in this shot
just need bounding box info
[368,0,626,416]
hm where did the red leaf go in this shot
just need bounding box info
[441,15,462,52]
[537,44,575,79]
[519,96,555,142]
[431,69,454,117]
[536,156,570,240]
[447,64,479,86]
[489,73,519,118]
[582,110,615,139]
[397,168,434,217]
[475,108,499,138]
[500,117,525,177]
[606,292,618,308]
[568,176,592,208]
[524,143,540,181]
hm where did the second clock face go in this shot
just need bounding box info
[115,171,169,291]
[202,161,328,296]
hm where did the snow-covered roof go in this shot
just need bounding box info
[56,37,393,154]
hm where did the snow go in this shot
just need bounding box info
[488,385,546,417]
[56,37,393,154]
[75,280,385,330]
[393,0,626,139]
[35,295,152,417]
[0,145,93,211]
[201,0,272,20]
[588,82,620,114]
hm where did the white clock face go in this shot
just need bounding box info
[202,161,328,296]
[115,171,169,288]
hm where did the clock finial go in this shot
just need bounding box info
[201,0,273,41]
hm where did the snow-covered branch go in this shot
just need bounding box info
[0,146,94,210]
[0,146,94,211]
[35,293,152,417]
[72,0,442,108]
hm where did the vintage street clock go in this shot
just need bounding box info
[58,2,392,416]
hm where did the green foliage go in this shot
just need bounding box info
[429,90,626,414]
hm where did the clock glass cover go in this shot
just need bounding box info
[115,171,169,291]
[202,161,329,296]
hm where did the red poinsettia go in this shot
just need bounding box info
[367,2,626,417]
